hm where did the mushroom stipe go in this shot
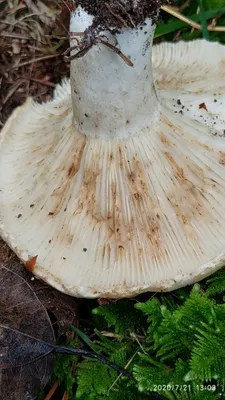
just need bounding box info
[1,4,225,298]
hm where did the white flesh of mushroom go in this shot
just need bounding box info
[1,7,225,298]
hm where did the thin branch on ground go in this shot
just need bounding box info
[44,381,59,400]
[8,53,61,71]
[24,0,55,27]
[161,5,225,32]
[108,351,138,392]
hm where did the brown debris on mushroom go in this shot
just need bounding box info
[78,0,174,28]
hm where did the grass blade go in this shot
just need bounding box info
[71,325,98,353]
[198,0,210,40]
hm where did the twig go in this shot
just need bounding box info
[0,32,31,40]
[207,25,225,32]
[131,333,148,354]
[1,80,24,107]
[44,381,59,400]
[70,32,86,37]
[161,5,225,32]
[161,5,201,30]
[8,54,60,71]
[178,0,190,12]
[108,351,138,392]
[68,33,133,67]
[64,41,80,58]
[45,34,69,40]
[24,0,55,28]
[24,77,56,87]
[96,38,133,67]
[61,0,74,12]
[7,2,25,13]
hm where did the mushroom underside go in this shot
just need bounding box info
[1,40,225,298]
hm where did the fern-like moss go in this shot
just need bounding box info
[52,271,225,399]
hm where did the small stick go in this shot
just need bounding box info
[70,32,86,37]
[68,34,134,67]
[8,54,60,71]
[44,381,59,400]
[64,41,81,58]
[69,44,93,60]
[45,34,69,40]
[24,77,56,87]
[161,5,225,32]
[161,5,201,30]
[108,351,138,392]
[0,32,30,40]
[207,25,225,32]
[178,0,190,12]
[96,38,134,67]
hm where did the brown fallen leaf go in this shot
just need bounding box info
[0,266,55,400]
[0,239,77,335]
[0,243,132,400]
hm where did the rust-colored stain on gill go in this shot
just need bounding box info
[160,132,172,145]
[118,145,123,169]
[126,155,162,253]
[156,75,193,90]
[50,139,86,216]
[219,59,225,73]
[76,166,100,220]
[161,116,175,130]
[67,163,76,177]
[219,152,225,166]
[58,109,69,120]
[164,152,205,227]
[164,152,185,181]
[52,142,165,264]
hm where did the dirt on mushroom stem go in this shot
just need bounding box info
[77,0,175,29]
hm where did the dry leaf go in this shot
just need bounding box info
[0,266,55,400]
[0,239,78,334]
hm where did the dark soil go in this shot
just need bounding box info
[78,0,174,29]
[0,0,70,126]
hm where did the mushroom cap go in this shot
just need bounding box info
[1,40,225,298]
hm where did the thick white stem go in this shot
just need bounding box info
[70,7,160,139]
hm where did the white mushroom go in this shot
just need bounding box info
[1,2,225,298]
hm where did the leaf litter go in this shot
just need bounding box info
[0,0,71,126]
[0,263,132,399]
[0,266,55,400]
[0,239,78,334]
